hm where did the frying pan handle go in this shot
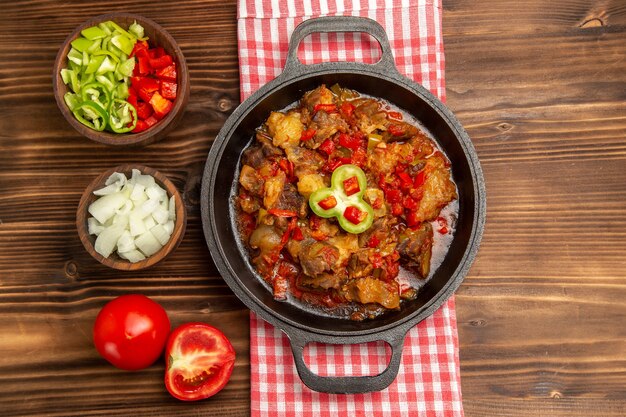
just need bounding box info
[283,16,397,74]
[286,328,407,394]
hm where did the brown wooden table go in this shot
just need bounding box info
[1,1,624,416]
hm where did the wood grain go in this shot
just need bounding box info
[443,0,626,416]
[0,0,625,416]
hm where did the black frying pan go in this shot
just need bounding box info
[200,16,486,394]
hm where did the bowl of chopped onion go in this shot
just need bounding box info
[77,164,186,270]
[53,13,189,146]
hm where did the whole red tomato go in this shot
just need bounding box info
[93,294,170,371]
[165,323,236,401]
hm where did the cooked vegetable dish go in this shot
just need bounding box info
[236,85,457,320]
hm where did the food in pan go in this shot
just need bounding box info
[235,84,458,320]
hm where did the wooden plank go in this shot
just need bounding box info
[443,0,626,416]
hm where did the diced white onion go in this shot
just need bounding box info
[113,213,129,229]
[118,249,146,263]
[134,230,162,256]
[117,230,136,253]
[87,171,177,262]
[105,172,127,187]
[146,184,167,202]
[94,224,125,258]
[141,198,160,216]
[150,224,172,246]
[164,220,175,235]
[152,207,169,225]
[130,183,145,201]
[143,215,156,230]
[88,191,127,224]
[129,210,146,237]
[88,217,105,236]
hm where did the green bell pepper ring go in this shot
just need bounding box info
[309,164,374,234]
[108,99,137,133]
[72,100,108,131]
[81,82,111,110]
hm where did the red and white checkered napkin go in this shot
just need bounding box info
[237,1,463,416]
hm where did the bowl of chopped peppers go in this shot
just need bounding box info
[53,13,189,146]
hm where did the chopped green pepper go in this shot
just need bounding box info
[81,25,107,40]
[63,92,81,111]
[309,164,374,234]
[96,56,117,74]
[81,82,111,110]
[111,34,134,55]
[71,37,94,53]
[128,21,144,39]
[67,48,83,66]
[72,100,108,131]
[108,99,137,133]
[84,55,105,74]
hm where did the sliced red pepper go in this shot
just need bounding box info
[343,206,367,225]
[300,128,316,141]
[149,92,173,119]
[137,77,160,102]
[385,189,402,204]
[136,101,153,120]
[338,133,362,150]
[340,102,355,118]
[136,56,151,76]
[343,176,360,196]
[318,195,337,210]
[318,138,335,155]
[149,54,173,70]
[127,91,138,109]
[132,119,149,133]
[351,147,367,167]
[406,211,421,228]
[388,124,405,137]
[391,203,403,216]
[156,64,177,81]
[397,171,412,188]
[144,115,158,128]
[130,40,149,58]
[366,235,380,248]
[152,46,166,58]
[414,169,428,187]
[436,217,449,234]
[323,158,344,173]
[403,196,418,211]
[160,81,177,100]
[268,209,298,217]
[292,227,304,241]
[387,111,403,120]
[313,103,337,113]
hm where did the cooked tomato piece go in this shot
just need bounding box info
[165,323,236,401]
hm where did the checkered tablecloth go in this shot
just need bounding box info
[237,1,463,416]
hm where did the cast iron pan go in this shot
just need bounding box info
[201,16,486,393]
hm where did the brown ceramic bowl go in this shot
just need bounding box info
[77,164,187,270]
[53,13,189,146]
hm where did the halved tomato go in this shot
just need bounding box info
[164,323,236,401]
